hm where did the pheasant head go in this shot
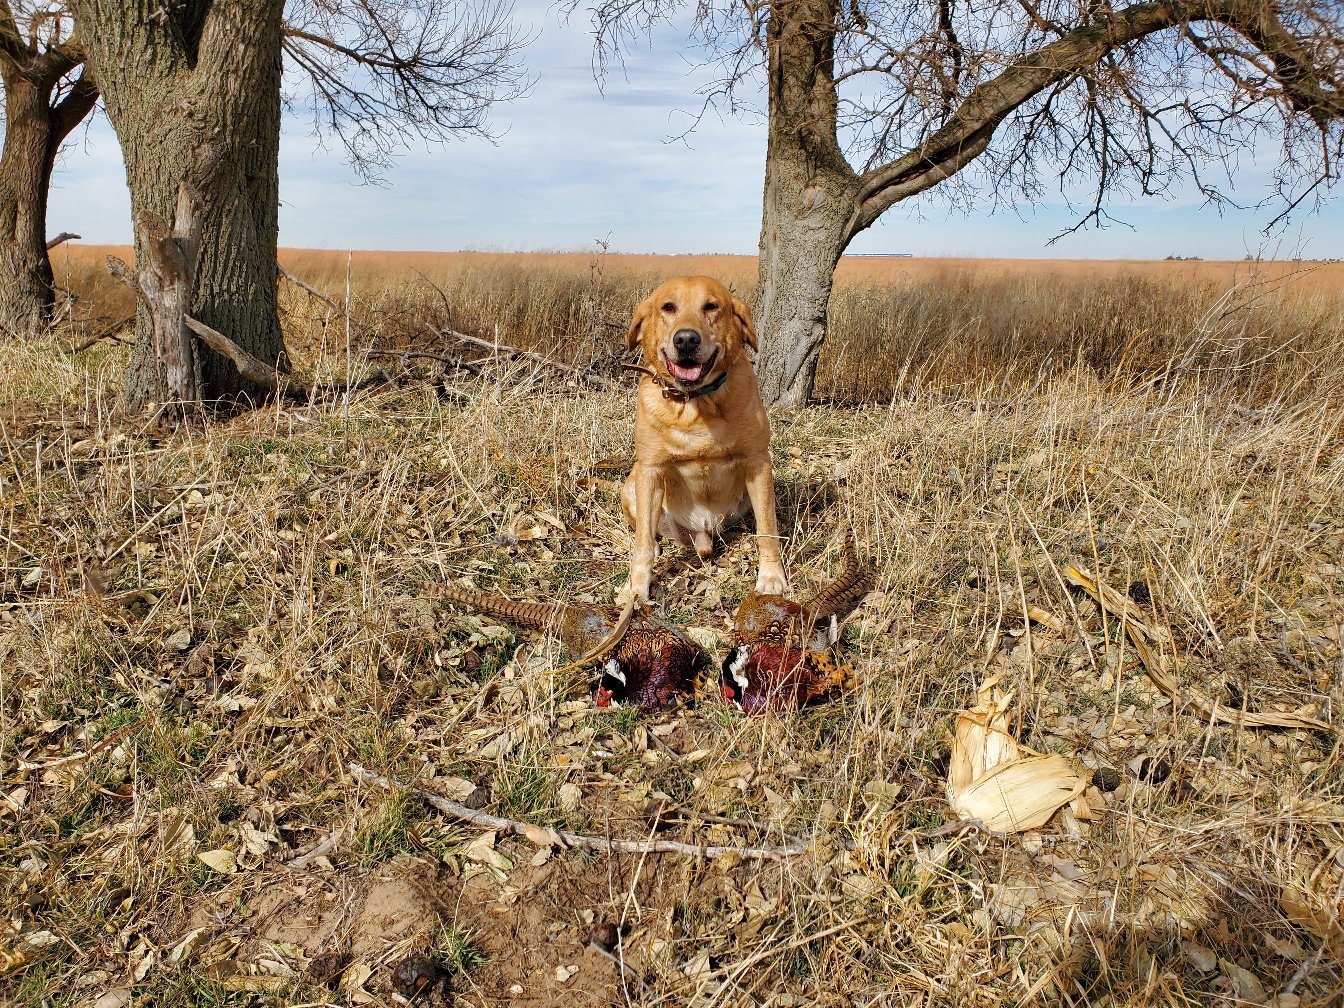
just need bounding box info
[720,535,871,714]
[442,586,708,713]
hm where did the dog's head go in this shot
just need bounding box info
[626,276,756,392]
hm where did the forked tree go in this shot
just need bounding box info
[0,2,97,336]
[67,0,524,411]
[582,0,1344,406]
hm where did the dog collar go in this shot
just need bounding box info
[621,362,729,402]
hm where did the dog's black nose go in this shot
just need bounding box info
[672,329,701,354]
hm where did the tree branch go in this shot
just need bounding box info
[851,0,1344,237]
[183,315,309,403]
[0,0,25,63]
[350,763,810,860]
[49,68,98,139]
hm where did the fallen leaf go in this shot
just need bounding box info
[196,849,237,874]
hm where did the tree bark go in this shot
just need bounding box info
[0,33,97,337]
[70,0,286,410]
[752,0,861,409]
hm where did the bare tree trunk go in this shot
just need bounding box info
[753,157,856,409]
[71,0,285,410]
[751,0,860,409]
[0,51,97,337]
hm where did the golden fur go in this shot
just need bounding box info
[621,276,788,602]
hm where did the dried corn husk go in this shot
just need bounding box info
[949,754,1088,832]
[946,676,1086,832]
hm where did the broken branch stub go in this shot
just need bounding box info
[130,186,206,407]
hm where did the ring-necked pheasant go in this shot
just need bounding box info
[721,535,872,714]
[442,586,709,713]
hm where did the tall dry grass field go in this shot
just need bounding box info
[48,245,1344,404]
[2,249,1343,1006]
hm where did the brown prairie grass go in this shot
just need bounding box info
[2,252,1343,1006]
[48,245,1344,406]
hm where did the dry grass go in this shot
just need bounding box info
[48,245,1344,406]
[2,252,1343,1006]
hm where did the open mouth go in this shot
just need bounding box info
[663,347,719,386]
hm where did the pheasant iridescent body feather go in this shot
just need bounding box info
[442,586,707,713]
[721,536,872,714]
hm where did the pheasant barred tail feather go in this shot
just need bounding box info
[803,531,873,621]
[441,585,568,634]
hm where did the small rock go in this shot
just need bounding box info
[165,629,193,651]
[555,964,577,982]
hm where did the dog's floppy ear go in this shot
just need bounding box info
[626,298,652,353]
[732,296,757,350]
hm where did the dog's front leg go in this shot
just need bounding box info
[627,467,665,604]
[744,458,789,594]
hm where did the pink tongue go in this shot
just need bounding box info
[668,360,705,383]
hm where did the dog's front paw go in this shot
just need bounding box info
[755,569,789,595]
[619,579,650,607]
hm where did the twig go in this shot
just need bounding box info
[16,720,142,771]
[1064,564,1332,732]
[587,941,650,993]
[427,323,616,389]
[280,267,344,313]
[69,315,135,353]
[349,764,810,860]
[46,231,80,250]
[286,826,344,869]
[364,348,482,374]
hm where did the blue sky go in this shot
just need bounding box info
[45,1,1343,260]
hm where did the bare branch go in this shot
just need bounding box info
[281,0,529,181]
[350,763,811,860]
[184,315,309,403]
[851,0,1344,235]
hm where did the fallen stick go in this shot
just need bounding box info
[70,315,135,353]
[365,348,482,374]
[286,826,344,869]
[1064,564,1332,733]
[183,315,309,402]
[349,763,810,861]
[427,323,616,389]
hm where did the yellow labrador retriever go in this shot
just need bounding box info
[622,276,789,603]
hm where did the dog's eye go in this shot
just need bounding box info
[661,301,675,313]
[704,301,719,312]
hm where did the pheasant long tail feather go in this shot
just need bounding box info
[804,532,873,621]
[442,585,568,633]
